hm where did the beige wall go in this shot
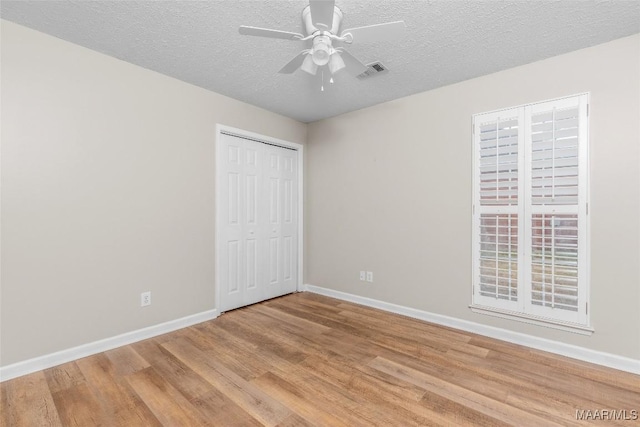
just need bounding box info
[307,34,640,359]
[0,21,306,365]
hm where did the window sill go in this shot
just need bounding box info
[469,304,594,335]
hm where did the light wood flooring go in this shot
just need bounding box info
[1,292,639,426]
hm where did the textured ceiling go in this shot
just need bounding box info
[1,1,639,123]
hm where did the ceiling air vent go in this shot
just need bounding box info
[356,62,389,80]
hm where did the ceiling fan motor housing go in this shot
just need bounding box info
[302,5,343,35]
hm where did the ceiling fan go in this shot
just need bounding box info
[238,0,405,80]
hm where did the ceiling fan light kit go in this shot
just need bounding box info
[238,0,405,85]
[301,53,319,75]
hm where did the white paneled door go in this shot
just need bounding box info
[218,132,299,312]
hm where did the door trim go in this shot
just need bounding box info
[214,124,304,313]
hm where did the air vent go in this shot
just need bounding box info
[356,62,389,80]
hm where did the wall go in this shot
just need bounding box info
[307,34,640,360]
[0,21,306,366]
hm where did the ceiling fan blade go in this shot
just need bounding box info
[341,21,405,44]
[239,25,303,40]
[337,50,368,76]
[279,51,309,74]
[309,0,335,28]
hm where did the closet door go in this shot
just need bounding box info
[279,146,298,295]
[218,133,298,312]
[262,145,298,304]
[218,134,262,311]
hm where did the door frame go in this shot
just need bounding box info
[214,124,304,313]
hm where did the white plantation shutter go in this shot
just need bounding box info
[473,94,589,329]
[524,95,588,325]
[473,108,523,312]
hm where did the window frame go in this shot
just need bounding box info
[470,94,592,335]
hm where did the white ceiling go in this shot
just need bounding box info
[2,1,639,123]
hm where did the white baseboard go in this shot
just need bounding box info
[0,309,218,382]
[303,284,640,375]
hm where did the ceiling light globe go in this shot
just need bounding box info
[312,43,330,66]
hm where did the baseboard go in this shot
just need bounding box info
[303,284,640,375]
[0,309,218,382]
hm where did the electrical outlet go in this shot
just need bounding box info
[359,271,366,281]
[141,291,151,307]
[366,271,373,282]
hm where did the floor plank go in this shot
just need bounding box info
[126,367,209,426]
[43,362,86,395]
[2,292,639,426]
[162,337,292,426]
[1,371,62,427]
[75,353,161,426]
[51,383,104,427]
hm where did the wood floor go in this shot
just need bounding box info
[2,293,639,426]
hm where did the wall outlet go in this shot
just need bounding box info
[359,271,366,281]
[141,291,151,307]
[366,271,373,282]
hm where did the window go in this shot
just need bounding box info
[471,94,591,333]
